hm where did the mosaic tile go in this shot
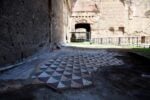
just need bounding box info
[46,68,55,72]
[57,82,66,88]
[47,83,59,88]
[32,52,124,90]
[64,71,72,75]
[71,80,82,88]
[72,74,81,80]
[38,72,50,78]
[61,80,71,87]
[50,64,58,68]
[39,77,49,82]
[61,75,70,81]
[82,79,92,86]
[47,77,59,84]
[40,64,49,69]
[52,71,62,76]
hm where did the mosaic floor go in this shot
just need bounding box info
[32,51,124,89]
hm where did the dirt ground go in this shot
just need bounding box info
[0,49,150,100]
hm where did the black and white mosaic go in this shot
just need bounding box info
[32,52,124,89]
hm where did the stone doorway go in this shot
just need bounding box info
[71,23,91,42]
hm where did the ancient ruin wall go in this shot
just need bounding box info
[51,0,64,44]
[0,0,51,66]
[0,0,67,66]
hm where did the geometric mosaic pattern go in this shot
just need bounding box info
[31,52,124,89]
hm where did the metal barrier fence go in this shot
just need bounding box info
[91,36,150,48]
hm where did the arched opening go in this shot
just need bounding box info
[75,23,91,41]
[71,23,91,42]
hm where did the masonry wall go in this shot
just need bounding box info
[51,0,64,44]
[92,0,127,38]
[0,0,51,66]
[125,0,150,34]
[71,0,150,41]
[0,0,66,67]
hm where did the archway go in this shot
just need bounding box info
[72,23,91,42]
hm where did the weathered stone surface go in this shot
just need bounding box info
[0,0,50,65]
[70,0,150,41]
[0,0,72,66]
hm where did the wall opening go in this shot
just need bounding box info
[118,27,125,34]
[71,23,91,42]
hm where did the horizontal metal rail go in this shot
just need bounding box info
[91,36,150,48]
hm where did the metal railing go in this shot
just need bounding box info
[91,36,150,48]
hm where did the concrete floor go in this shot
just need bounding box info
[0,47,150,100]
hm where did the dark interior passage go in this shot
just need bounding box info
[73,23,91,42]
